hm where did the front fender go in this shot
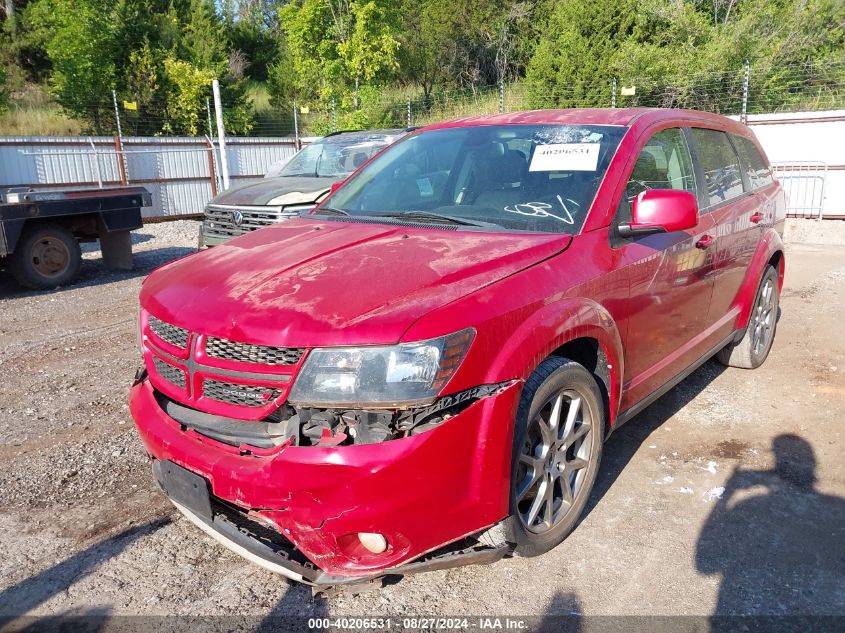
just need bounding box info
[734,229,785,330]
[486,297,625,426]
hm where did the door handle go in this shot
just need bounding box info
[750,211,765,224]
[695,235,714,250]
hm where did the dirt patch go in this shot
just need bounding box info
[1,224,844,619]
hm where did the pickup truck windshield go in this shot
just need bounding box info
[279,138,391,178]
[324,124,626,233]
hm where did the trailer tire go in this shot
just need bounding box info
[9,223,82,290]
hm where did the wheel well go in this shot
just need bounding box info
[21,215,98,240]
[549,337,611,436]
[768,250,785,290]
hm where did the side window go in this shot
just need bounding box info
[618,128,696,223]
[690,128,745,207]
[732,134,773,190]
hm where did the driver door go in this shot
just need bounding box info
[615,127,717,409]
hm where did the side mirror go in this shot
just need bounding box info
[329,179,345,194]
[618,189,699,238]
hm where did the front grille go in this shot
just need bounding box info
[152,356,186,389]
[203,204,299,239]
[205,336,304,366]
[148,315,189,349]
[203,379,282,407]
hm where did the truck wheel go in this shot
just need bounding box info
[9,223,82,290]
[717,265,779,369]
[505,357,603,557]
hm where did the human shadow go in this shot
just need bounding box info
[535,590,582,633]
[696,434,845,626]
[0,517,170,620]
[582,359,726,519]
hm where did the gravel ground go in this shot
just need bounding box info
[1,219,843,629]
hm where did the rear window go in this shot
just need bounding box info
[690,128,745,208]
[731,134,774,190]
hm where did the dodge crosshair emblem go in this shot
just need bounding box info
[231,210,244,226]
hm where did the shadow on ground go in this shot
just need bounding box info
[0,518,170,631]
[0,245,195,298]
[697,434,845,620]
[583,359,726,520]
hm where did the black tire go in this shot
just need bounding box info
[717,265,779,369]
[505,357,604,557]
[8,223,82,290]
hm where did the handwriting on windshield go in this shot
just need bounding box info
[503,195,575,224]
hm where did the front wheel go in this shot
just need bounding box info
[505,357,604,557]
[717,264,780,369]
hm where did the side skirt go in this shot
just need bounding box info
[607,329,739,437]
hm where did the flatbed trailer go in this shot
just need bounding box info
[0,186,152,289]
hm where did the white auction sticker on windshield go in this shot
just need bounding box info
[529,143,600,172]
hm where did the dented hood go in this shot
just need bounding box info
[141,218,571,347]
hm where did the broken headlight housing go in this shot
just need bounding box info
[288,329,474,408]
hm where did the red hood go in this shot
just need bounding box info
[140,218,571,347]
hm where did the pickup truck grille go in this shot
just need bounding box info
[205,336,304,366]
[203,379,283,407]
[143,313,299,414]
[152,356,187,389]
[149,316,189,349]
[203,204,306,239]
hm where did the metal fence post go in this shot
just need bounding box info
[293,100,300,150]
[741,60,750,124]
[406,95,412,127]
[111,90,129,184]
[611,78,617,108]
[498,81,505,113]
[212,79,230,191]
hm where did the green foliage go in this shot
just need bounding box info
[0,64,8,113]
[525,0,637,108]
[161,57,214,135]
[24,0,117,132]
[273,0,400,107]
[3,0,844,136]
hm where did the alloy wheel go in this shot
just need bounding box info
[751,277,775,356]
[516,389,594,534]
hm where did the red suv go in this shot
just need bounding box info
[130,108,785,587]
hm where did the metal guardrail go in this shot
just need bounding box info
[772,161,828,220]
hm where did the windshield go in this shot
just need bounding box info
[279,137,392,178]
[322,124,626,233]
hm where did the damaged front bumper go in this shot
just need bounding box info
[129,377,522,584]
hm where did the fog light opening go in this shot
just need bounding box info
[358,532,388,554]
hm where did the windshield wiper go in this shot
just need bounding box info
[312,206,350,217]
[377,211,497,228]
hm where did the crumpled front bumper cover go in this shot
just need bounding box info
[130,377,522,581]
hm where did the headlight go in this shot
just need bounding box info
[288,329,474,407]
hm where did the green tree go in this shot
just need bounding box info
[274,0,400,107]
[24,0,118,132]
[525,0,638,108]
[161,57,213,135]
